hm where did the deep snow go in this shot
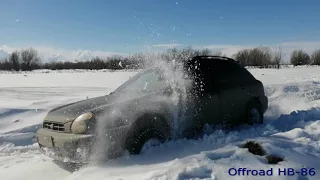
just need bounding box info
[1,67,320,180]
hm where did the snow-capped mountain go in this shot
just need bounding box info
[0,48,9,60]
[0,48,118,62]
[75,50,95,62]
[43,51,96,62]
[47,53,68,62]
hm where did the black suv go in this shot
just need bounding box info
[36,56,268,163]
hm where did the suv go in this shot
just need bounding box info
[36,56,268,163]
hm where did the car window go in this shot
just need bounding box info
[236,67,256,83]
[213,61,255,86]
[184,59,220,93]
[114,69,166,93]
[184,59,255,92]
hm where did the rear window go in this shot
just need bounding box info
[183,58,256,91]
[215,61,256,84]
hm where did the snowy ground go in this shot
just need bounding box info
[1,67,320,180]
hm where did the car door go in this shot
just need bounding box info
[197,82,220,127]
[193,60,220,128]
[232,66,261,121]
[182,59,220,134]
[215,61,248,127]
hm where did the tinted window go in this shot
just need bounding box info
[213,61,255,85]
[184,58,255,92]
[184,58,226,92]
[236,67,256,83]
[184,59,218,92]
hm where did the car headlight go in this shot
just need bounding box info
[71,112,93,134]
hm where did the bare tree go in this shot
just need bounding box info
[250,46,272,67]
[20,48,41,70]
[179,46,196,60]
[0,59,13,70]
[198,48,212,56]
[161,47,180,62]
[8,51,20,71]
[232,46,272,67]
[6,46,320,70]
[272,47,283,69]
[311,49,320,65]
[232,49,250,66]
[290,49,311,66]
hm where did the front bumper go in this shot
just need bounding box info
[36,126,130,163]
[36,128,93,163]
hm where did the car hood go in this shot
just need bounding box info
[45,93,119,123]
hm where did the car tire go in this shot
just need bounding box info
[125,116,169,154]
[246,99,263,125]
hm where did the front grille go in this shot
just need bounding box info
[43,122,65,132]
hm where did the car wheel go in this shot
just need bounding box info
[140,138,162,153]
[126,128,167,154]
[246,100,263,125]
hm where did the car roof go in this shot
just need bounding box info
[183,55,241,69]
[187,55,239,64]
[191,55,236,61]
[142,56,241,73]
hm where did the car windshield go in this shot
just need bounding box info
[113,69,167,94]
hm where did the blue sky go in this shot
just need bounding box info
[1,0,320,60]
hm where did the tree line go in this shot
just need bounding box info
[233,46,320,68]
[1,46,320,71]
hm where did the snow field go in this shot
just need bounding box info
[0,67,320,180]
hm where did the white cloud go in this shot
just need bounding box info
[0,48,9,59]
[16,19,20,22]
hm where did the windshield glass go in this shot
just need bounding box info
[113,69,167,94]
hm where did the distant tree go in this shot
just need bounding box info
[161,47,181,62]
[90,56,106,69]
[272,47,283,69]
[233,46,272,67]
[232,49,251,66]
[20,48,41,70]
[198,48,212,56]
[8,51,20,71]
[4,46,312,70]
[311,49,320,65]
[128,52,145,69]
[180,46,196,60]
[0,59,13,70]
[249,46,272,67]
[290,49,310,66]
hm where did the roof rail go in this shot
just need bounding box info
[191,55,236,61]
